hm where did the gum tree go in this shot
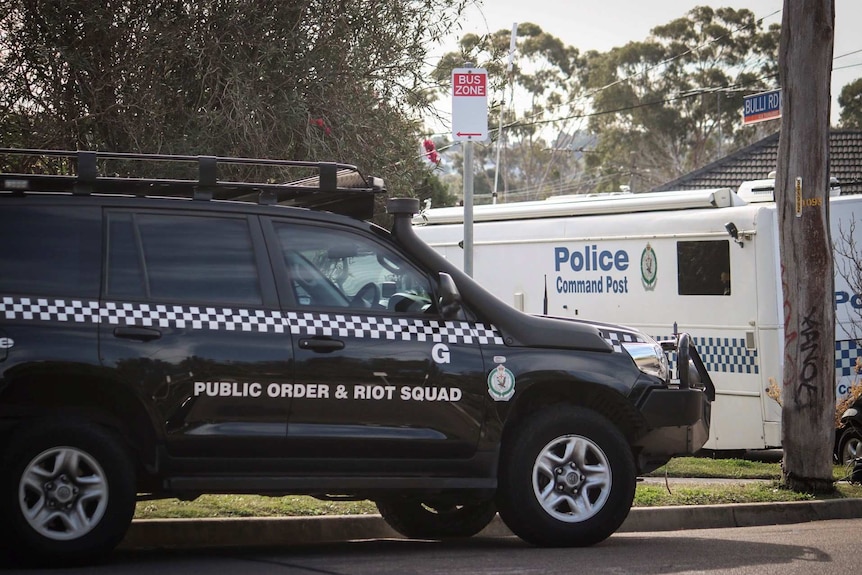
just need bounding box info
[0,0,470,195]
[580,6,780,192]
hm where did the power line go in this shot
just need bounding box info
[835,48,862,60]
[427,8,786,139]
[424,10,860,169]
[514,9,784,130]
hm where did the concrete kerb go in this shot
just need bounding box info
[119,498,862,551]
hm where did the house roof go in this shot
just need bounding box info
[651,130,862,195]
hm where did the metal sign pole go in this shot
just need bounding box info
[463,140,474,277]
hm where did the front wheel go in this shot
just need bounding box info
[0,419,137,566]
[376,497,497,539]
[496,405,636,547]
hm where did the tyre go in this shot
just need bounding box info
[376,497,497,539]
[496,405,636,547]
[0,419,136,566]
[838,427,862,466]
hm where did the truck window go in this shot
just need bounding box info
[677,240,731,296]
[106,212,263,305]
[272,222,434,313]
[0,205,101,298]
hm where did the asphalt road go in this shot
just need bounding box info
[4,518,861,575]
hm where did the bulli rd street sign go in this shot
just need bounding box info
[451,68,488,141]
[743,89,781,125]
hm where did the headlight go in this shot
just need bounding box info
[622,339,669,381]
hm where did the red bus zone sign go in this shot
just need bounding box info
[454,72,487,96]
[451,68,488,141]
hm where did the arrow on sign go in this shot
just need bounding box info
[456,132,483,137]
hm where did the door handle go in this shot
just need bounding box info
[298,337,345,353]
[113,326,162,342]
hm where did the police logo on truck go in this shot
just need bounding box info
[487,364,516,401]
[641,242,657,289]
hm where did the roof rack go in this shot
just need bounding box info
[0,148,386,220]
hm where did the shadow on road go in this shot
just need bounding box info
[2,529,832,574]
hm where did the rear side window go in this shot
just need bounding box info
[0,205,101,297]
[677,240,731,296]
[106,212,262,305]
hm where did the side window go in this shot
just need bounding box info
[677,240,731,296]
[272,222,434,313]
[107,213,145,298]
[0,205,101,298]
[106,212,262,305]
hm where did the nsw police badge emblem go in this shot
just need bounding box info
[640,242,657,289]
[487,364,516,401]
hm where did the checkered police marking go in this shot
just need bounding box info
[651,336,862,377]
[836,339,860,377]
[284,312,503,344]
[1,296,504,345]
[599,329,645,353]
[654,335,759,375]
[696,337,759,375]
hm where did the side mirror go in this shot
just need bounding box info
[438,272,463,319]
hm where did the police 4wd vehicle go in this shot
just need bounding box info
[0,149,714,565]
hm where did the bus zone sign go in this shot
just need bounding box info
[451,68,488,141]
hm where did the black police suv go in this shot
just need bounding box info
[0,149,714,565]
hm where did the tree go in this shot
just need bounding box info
[431,23,590,202]
[775,0,835,493]
[580,6,780,192]
[838,78,862,128]
[0,0,469,197]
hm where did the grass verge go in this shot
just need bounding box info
[134,457,862,520]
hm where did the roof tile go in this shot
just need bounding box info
[652,130,862,195]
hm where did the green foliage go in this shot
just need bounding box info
[0,0,470,196]
[649,456,780,479]
[634,483,819,507]
[429,7,783,199]
[135,495,378,519]
[414,170,459,209]
[580,6,780,192]
[838,78,862,129]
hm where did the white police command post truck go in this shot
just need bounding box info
[414,178,862,452]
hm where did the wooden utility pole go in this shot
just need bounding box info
[775,0,836,492]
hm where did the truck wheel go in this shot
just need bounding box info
[376,497,497,539]
[0,419,136,566]
[839,427,862,466]
[496,405,636,547]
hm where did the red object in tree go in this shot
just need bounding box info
[310,118,331,135]
[422,139,440,164]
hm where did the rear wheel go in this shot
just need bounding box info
[496,405,635,547]
[0,419,136,566]
[376,497,496,539]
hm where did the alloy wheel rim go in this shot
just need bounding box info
[18,446,109,541]
[532,434,611,523]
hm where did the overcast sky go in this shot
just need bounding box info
[434,0,861,125]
